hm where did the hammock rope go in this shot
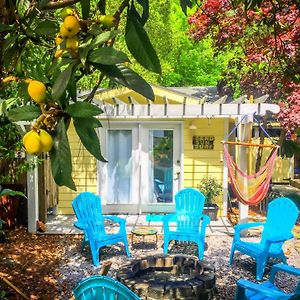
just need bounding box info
[223,114,279,205]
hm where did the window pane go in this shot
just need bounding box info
[149,130,173,203]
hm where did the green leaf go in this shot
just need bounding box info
[92,30,118,47]
[97,0,106,14]
[50,118,76,190]
[125,7,161,73]
[35,20,58,36]
[137,0,149,23]
[65,102,103,118]
[7,105,41,122]
[0,23,14,32]
[67,74,77,101]
[52,63,76,104]
[0,188,26,198]
[81,0,90,19]
[88,47,129,65]
[135,0,149,25]
[179,0,193,15]
[3,44,20,71]
[17,0,30,18]
[73,117,106,161]
[93,63,154,100]
[78,37,92,66]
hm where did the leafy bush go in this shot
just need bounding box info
[197,177,222,205]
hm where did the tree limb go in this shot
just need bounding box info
[38,0,81,10]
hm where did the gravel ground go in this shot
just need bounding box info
[58,233,300,300]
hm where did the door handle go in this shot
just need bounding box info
[174,172,180,180]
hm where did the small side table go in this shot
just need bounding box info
[131,226,158,248]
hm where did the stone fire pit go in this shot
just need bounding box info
[116,254,216,300]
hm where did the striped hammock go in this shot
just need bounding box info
[223,142,278,205]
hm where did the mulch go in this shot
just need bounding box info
[0,226,299,300]
[0,228,81,299]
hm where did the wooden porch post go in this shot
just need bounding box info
[237,115,253,225]
[222,118,229,217]
[27,158,39,233]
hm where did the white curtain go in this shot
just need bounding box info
[107,130,132,204]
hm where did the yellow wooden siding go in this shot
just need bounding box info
[183,118,225,213]
[57,123,97,214]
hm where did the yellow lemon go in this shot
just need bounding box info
[63,16,80,37]
[2,76,17,83]
[60,7,73,19]
[22,130,33,145]
[27,80,46,104]
[99,15,116,29]
[23,131,42,155]
[60,24,72,38]
[25,78,33,83]
[54,49,64,59]
[66,35,79,50]
[39,129,53,152]
[55,34,64,46]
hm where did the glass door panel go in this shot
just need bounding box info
[107,130,132,204]
[140,124,182,212]
[149,130,174,203]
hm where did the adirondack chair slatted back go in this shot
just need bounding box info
[175,188,205,232]
[73,275,140,300]
[84,217,105,245]
[175,188,205,214]
[72,192,103,224]
[262,197,299,252]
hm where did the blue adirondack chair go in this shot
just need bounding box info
[73,275,140,300]
[234,263,300,300]
[229,197,299,280]
[72,192,130,266]
[162,188,210,259]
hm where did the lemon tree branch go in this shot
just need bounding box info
[38,0,81,10]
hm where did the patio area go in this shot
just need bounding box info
[45,214,234,236]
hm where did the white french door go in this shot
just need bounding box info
[139,124,182,213]
[98,122,182,214]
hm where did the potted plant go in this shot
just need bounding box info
[197,177,222,221]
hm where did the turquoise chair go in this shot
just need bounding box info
[72,192,130,266]
[162,188,210,259]
[234,263,300,299]
[230,197,299,280]
[73,275,140,300]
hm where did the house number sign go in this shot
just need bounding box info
[193,136,215,150]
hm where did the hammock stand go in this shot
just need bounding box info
[223,115,279,206]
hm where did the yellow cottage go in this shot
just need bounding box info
[53,85,290,221]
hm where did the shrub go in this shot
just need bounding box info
[197,177,222,205]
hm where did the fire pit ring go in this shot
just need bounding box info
[116,254,216,300]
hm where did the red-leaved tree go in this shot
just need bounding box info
[188,0,299,134]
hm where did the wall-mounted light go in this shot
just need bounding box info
[189,121,197,130]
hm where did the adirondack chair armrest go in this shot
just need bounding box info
[266,232,294,244]
[269,263,300,283]
[233,222,265,241]
[162,214,177,223]
[104,215,126,225]
[234,222,265,232]
[74,221,85,230]
[200,214,210,235]
[162,214,176,234]
[236,279,291,299]
[201,214,210,226]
